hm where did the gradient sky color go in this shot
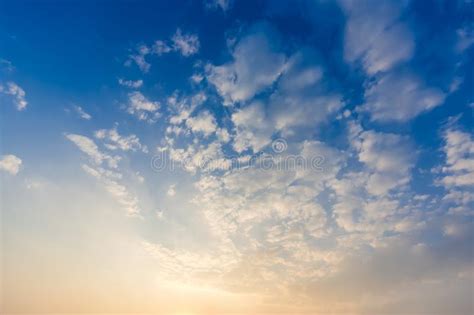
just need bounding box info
[1,0,473,314]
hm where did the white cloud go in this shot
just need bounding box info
[65,133,121,168]
[185,110,217,137]
[167,184,176,197]
[229,51,343,152]
[152,40,172,55]
[231,101,273,153]
[125,29,200,72]
[340,0,414,75]
[0,154,22,175]
[350,125,416,196]
[206,29,286,105]
[118,78,143,88]
[73,105,92,120]
[269,49,343,131]
[168,91,207,125]
[216,128,231,143]
[95,126,148,153]
[190,73,204,84]
[125,44,151,73]
[439,128,474,188]
[340,1,446,122]
[0,81,28,110]
[361,71,446,122]
[167,140,229,173]
[127,91,160,122]
[171,29,200,57]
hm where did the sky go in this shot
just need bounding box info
[0,0,473,314]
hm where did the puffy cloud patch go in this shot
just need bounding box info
[206,28,286,105]
[0,154,22,175]
[0,81,28,110]
[125,44,151,73]
[340,0,414,75]
[268,49,343,132]
[439,128,474,188]
[171,28,200,57]
[231,101,273,152]
[351,126,416,195]
[340,0,447,122]
[185,110,218,137]
[127,91,161,122]
[361,71,446,122]
[95,126,148,153]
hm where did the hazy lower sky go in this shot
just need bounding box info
[1,0,473,314]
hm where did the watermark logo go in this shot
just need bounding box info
[271,138,287,153]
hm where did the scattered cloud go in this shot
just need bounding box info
[127,91,161,122]
[95,126,148,153]
[152,40,172,55]
[439,127,474,188]
[73,105,92,120]
[125,29,200,72]
[0,154,22,175]
[340,0,414,75]
[231,101,273,152]
[340,0,448,122]
[0,81,27,110]
[167,184,176,197]
[125,44,151,73]
[65,133,121,168]
[118,78,143,88]
[206,27,286,105]
[360,71,446,122]
[351,126,416,195]
[185,110,217,137]
[171,28,200,57]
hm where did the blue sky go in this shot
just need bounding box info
[1,0,473,314]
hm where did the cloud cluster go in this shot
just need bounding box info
[126,28,200,73]
[95,126,148,153]
[341,0,446,122]
[127,91,160,122]
[47,2,474,313]
[206,29,286,105]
